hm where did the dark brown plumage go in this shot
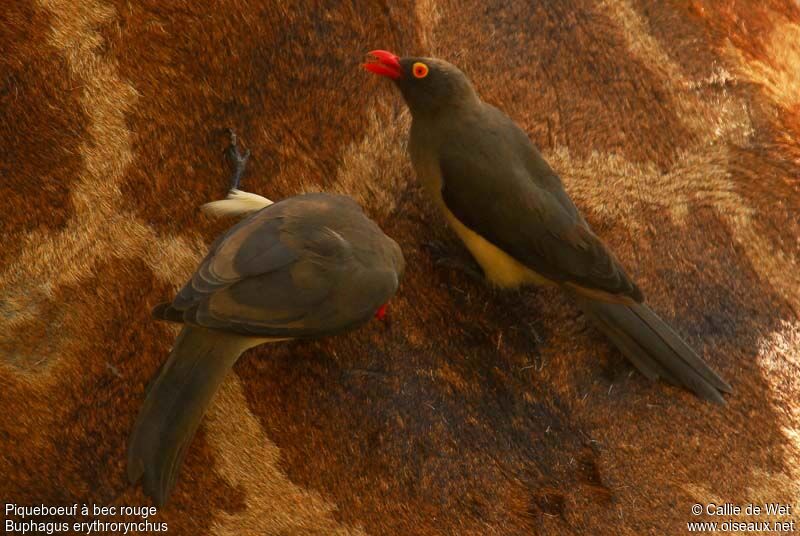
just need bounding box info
[366,51,731,403]
[158,193,403,338]
[128,190,404,506]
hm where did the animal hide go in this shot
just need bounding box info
[1,0,799,534]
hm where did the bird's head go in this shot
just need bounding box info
[364,50,478,116]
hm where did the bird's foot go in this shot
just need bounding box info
[226,128,251,190]
[423,240,486,284]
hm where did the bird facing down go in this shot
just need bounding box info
[128,185,404,506]
[364,50,732,403]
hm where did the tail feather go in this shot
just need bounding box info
[574,296,732,404]
[127,325,251,506]
[632,304,732,393]
[580,302,681,385]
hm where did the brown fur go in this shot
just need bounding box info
[2,0,799,534]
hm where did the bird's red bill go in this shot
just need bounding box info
[375,303,388,321]
[363,50,401,80]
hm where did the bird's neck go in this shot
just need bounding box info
[409,93,482,124]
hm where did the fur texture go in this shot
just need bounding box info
[2,0,799,534]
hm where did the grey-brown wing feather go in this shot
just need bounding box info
[164,194,399,338]
[438,112,642,302]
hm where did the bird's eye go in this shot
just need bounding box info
[412,62,429,79]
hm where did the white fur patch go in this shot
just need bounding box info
[201,189,273,218]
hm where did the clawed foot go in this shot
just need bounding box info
[423,240,486,283]
[201,130,272,218]
[226,129,251,190]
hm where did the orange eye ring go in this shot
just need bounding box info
[412,62,429,79]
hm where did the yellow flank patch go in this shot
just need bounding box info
[411,149,552,290]
[441,206,552,289]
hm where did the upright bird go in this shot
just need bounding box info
[128,135,405,506]
[364,50,731,403]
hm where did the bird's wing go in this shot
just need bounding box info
[167,195,399,337]
[439,145,642,302]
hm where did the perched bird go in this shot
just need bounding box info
[128,135,405,506]
[364,50,731,403]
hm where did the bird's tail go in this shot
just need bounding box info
[573,296,732,404]
[127,325,253,506]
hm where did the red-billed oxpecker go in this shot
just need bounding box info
[364,50,731,403]
[128,134,405,506]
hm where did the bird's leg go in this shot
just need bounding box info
[226,128,251,191]
[201,130,271,218]
[422,240,486,284]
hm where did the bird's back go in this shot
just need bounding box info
[158,193,404,338]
